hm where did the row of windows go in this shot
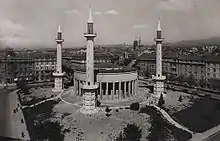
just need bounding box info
[36,62,55,65]
[207,68,220,73]
[36,66,55,70]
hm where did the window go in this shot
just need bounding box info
[213,74,216,78]
[213,68,216,72]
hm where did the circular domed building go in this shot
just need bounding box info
[70,52,138,101]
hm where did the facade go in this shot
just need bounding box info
[0,50,56,84]
[137,50,220,90]
[35,58,56,82]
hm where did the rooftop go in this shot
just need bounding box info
[72,62,136,73]
[137,52,220,63]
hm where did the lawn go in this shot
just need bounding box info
[139,106,192,141]
[172,97,220,133]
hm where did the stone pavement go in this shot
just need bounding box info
[7,90,30,141]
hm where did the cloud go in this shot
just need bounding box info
[0,19,35,46]
[133,24,148,29]
[106,10,118,15]
[94,11,102,16]
[0,19,29,38]
[64,9,82,16]
[158,0,194,11]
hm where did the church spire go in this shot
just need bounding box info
[88,4,93,23]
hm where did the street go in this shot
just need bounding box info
[0,89,11,137]
[0,89,30,140]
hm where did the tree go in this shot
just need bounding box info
[115,124,142,141]
[97,100,101,107]
[143,69,151,78]
[130,102,140,111]
[158,94,165,108]
[186,74,197,86]
[199,79,208,88]
[123,58,131,66]
[17,79,30,95]
[105,107,111,113]
[177,74,186,84]
[178,95,183,102]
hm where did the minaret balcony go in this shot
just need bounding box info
[154,38,164,42]
[152,75,166,80]
[84,33,97,38]
[55,39,64,43]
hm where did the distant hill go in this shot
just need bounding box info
[164,37,220,47]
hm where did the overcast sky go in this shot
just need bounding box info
[0,0,220,48]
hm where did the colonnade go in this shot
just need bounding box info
[74,79,138,100]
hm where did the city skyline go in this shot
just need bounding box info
[0,0,220,48]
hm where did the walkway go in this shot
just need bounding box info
[22,95,60,109]
[22,87,75,109]
[7,90,30,141]
[191,124,220,141]
[152,105,193,134]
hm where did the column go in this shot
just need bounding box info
[79,80,81,96]
[119,82,121,99]
[124,81,127,98]
[135,80,138,95]
[112,82,115,100]
[74,78,76,94]
[106,82,109,100]
[76,79,78,95]
[132,80,134,96]
[128,81,131,97]
[100,82,102,100]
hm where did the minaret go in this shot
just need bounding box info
[152,18,166,97]
[53,25,65,92]
[80,5,99,114]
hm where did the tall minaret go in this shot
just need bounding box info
[53,25,65,92]
[80,5,99,114]
[152,18,166,97]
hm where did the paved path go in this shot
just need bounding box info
[152,105,193,134]
[191,124,220,141]
[22,95,60,109]
[7,90,30,141]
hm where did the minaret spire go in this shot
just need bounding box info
[157,17,161,31]
[88,3,93,23]
[58,25,61,33]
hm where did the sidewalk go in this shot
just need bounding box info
[7,90,30,141]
